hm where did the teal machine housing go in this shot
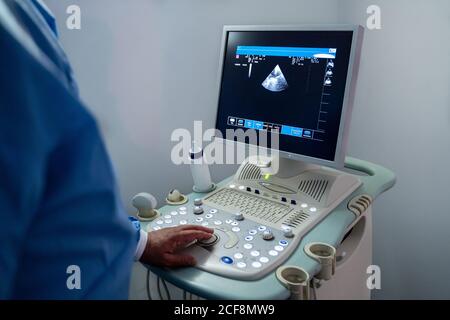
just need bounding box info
[141,157,395,299]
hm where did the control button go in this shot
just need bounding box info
[281,197,287,202]
[231,221,239,226]
[269,250,279,256]
[225,219,233,224]
[164,219,172,224]
[229,184,236,188]
[205,214,213,219]
[252,262,262,268]
[245,236,253,241]
[221,256,233,264]
[283,227,294,238]
[310,207,317,213]
[179,210,187,215]
[262,230,274,241]
[179,220,187,225]
[232,227,241,232]
[234,212,244,221]
[258,226,267,231]
[238,186,245,190]
[246,187,252,192]
[275,245,284,252]
[193,206,204,215]
[254,189,260,195]
[153,226,161,231]
[259,257,269,263]
[244,243,253,250]
[194,198,203,206]
[164,215,171,219]
[214,220,223,225]
[202,222,209,226]
[301,203,308,208]
[179,207,187,211]
[234,253,244,260]
[291,200,297,205]
[209,209,218,214]
[237,262,247,269]
[249,230,257,235]
[250,250,260,257]
[170,211,178,216]
[156,220,164,225]
[279,240,289,246]
[196,217,203,222]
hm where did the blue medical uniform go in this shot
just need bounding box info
[0,0,136,299]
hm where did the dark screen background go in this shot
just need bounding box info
[215,31,354,161]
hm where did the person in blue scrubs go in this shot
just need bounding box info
[0,0,213,299]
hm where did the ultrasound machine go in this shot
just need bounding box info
[135,25,396,300]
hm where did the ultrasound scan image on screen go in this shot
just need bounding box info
[215,30,355,162]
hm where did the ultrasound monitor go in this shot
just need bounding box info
[215,25,363,168]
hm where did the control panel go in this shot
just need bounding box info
[146,158,361,280]
[147,189,297,280]
[147,187,354,279]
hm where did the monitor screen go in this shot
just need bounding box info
[215,27,360,165]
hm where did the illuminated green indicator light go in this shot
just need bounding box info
[264,174,271,180]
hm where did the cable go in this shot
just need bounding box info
[161,278,172,300]
[157,277,163,300]
[183,290,187,300]
[146,269,153,300]
[311,279,320,300]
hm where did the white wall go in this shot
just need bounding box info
[339,0,450,299]
[45,0,450,299]
[46,0,340,209]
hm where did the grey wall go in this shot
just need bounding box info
[45,0,450,299]
[45,0,340,208]
[338,0,450,299]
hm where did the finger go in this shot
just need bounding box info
[162,253,196,267]
[173,224,214,234]
[170,230,214,251]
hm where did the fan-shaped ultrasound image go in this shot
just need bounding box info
[261,65,289,92]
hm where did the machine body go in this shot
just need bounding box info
[137,25,395,299]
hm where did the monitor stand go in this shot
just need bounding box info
[249,155,321,178]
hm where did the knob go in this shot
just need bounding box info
[194,198,203,206]
[132,193,158,219]
[167,189,184,202]
[193,206,204,215]
[262,230,274,241]
[283,227,294,238]
[198,233,219,247]
[234,212,244,221]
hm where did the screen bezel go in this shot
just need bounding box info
[213,25,364,168]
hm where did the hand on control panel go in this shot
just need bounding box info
[140,225,214,267]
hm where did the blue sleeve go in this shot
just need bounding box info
[0,7,135,299]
